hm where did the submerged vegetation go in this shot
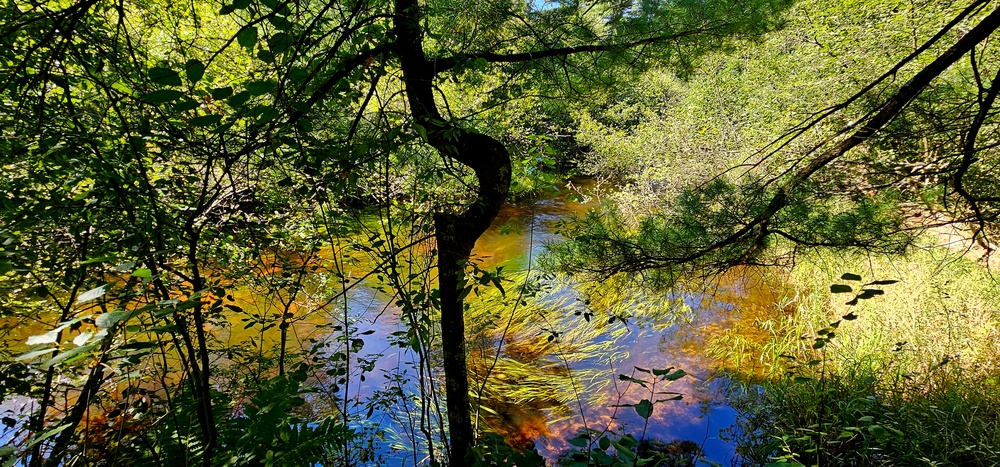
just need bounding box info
[3,0,1000,465]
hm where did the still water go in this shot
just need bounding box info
[299,183,786,465]
[0,181,785,465]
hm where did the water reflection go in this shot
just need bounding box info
[0,180,781,465]
[280,181,788,465]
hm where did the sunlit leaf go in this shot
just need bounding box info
[16,348,57,361]
[72,332,93,346]
[26,330,59,346]
[41,343,99,369]
[96,310,130,329]
[76,285,108,303]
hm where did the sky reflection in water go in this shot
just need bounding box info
[312,183,782,465]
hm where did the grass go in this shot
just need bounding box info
[712,245,1000,466]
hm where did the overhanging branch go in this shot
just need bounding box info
[429,27,720,73]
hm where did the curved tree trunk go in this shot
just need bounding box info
[393,0,512,462]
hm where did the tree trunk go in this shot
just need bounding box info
[393,1,512,462]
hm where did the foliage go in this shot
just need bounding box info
[547,179,914,286]
[553,0,1000,281]
[4,0,1000,464]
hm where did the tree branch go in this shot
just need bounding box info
[429,27,719,74]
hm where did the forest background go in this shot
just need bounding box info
[2,0,1000,466]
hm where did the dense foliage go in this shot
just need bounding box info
[3,0,1000,466]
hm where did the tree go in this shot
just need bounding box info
[0,0,791,464]
[554,0,1000,283]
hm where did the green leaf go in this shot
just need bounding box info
[132,267,152,279]
[296,117,313,132]
[173,98,199,112]
[16,348,57,361]
[80,256,116,264]
[141,89,185,103]
[813,339,825,349]
[568,435,589,448]
[857,289,885,299]
[77,285,108,303]
[598,436,610,450]
[841,273,862,281]
[96,310,131,328]
[228,90,252,109]
[211,87,234,100]
[269,32,294,54]
[867,425,888,437]
[41,343,99,369]
[26,330,59,345]
[246,80,276,95]
[634,399,653,419]
[663,368,686,381]
[22,424,71,450]
[237,26,258,49]
[269,15,292,30]
[617,374,647,387]
[185,59,205,82]
[191,115,223,127]
[120,342,157,351]
[149,67,181,86]
[257,49,275,63]
[255,105,278,124]
[830,284,852,294]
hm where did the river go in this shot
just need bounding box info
[0,181,787,466]
[294,181,788,465]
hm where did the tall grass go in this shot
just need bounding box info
[713,245,1000,466]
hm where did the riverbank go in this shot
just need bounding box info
[711,245,1000,466]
